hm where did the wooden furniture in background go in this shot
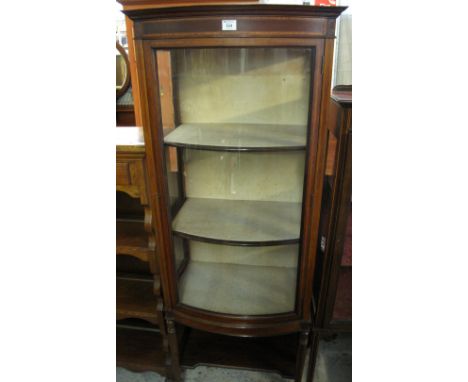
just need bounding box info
[307,86,352,382]
[116,41,137,126]
[116,127,172,377]
[117,103,137,127]
[116,42,131,99]
[124,4,346,381]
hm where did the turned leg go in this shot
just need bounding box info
[296,325,311,382]
[154,298,173,382]
[305,331,321,382]
[165,315,182,382]
[144,208,174,380]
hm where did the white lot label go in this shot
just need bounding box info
[222,20,237,31]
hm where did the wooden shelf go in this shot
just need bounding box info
[181,329,297,379]
[172,198,302,246]
[164,123,307,151]
[116,277,158,323]
[179,260,297,315]
[116,219,150,261]
[116,325,166,374]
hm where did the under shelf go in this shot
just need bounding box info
[164,123,307,151]
[181,328,298,379]
[179,260,297,315]
[116,277,158,323]
[172,198,302,245]
[116,219,150,262]
[116,325,166,374]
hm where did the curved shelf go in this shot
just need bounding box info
[172,198,302,246]
[179,260,297,315]
[164,123,307,152]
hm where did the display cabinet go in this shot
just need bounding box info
[307,86,352,382]
[124,4,346,381]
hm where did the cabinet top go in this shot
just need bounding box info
[123,4,347,20]
[116,126,145,153]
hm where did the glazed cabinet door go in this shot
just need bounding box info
[151,45,320,319]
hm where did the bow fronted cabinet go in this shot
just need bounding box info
[123,4,346,381]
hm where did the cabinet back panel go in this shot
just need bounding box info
[184,149,305,203]
[173,48,312,126]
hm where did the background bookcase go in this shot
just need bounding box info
[116,127,171,377]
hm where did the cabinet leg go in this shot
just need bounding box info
[296,326,310,382]
[156,298,173,381]
[165,315,182,382]
[306,331,320,382]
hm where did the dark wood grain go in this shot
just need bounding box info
[135,16,329,40]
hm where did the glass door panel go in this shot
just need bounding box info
[156,47,314,315]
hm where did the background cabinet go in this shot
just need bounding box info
[308,86,352,382]
[116,127,172,377]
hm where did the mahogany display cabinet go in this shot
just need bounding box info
[124,4,346,381]
[307,86,352,382]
